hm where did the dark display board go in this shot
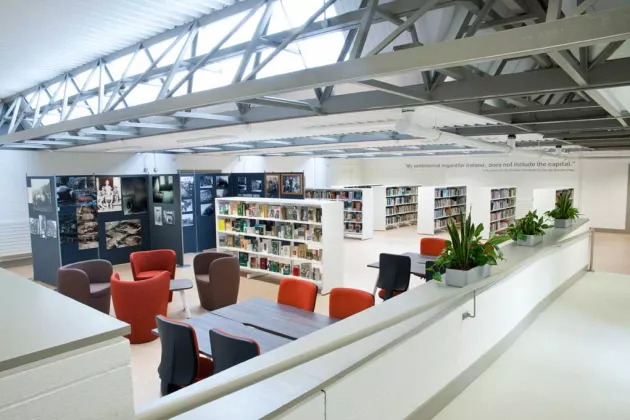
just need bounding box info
[180,173,197,254]
[27,176,61,285]
[265,172,305,199]
[149,174,184,266]
[230,173,265,198]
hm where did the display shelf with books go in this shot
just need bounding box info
[532,187,577,216]
[305,188,374,240]
[468,187,517,239]
[375,185,420,230]
[215,197,344,294]
[417,186,467,235]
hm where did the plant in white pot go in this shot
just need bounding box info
[506,210,551,247]
[545,191,579,228]
[429,212,509,288]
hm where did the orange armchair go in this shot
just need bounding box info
[277,278,317,312]
[420,237,447,257]
[130,249,176,301]
[329,288,374,319]
[111,271,170,344]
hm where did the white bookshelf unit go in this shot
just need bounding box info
[305,188,374,240]
[215,197,344,294]
[532,187,576,215]
[371,185,420,230]
[468,187,517,239]
[417,186,467,235]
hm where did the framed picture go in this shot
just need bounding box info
[265,174,280,198]
[281,173,303,195]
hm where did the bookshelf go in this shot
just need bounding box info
[371,185,420,230]
[468,187,517,239]
[532,187,576,215]
[417,186,467,235]
[304,188,374,240]
[215,197,344,294]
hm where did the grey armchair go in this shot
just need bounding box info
[57,259,113,314]
[193,251,240,311]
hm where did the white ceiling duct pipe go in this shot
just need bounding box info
[395,111,566,160]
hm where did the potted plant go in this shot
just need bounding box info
[429,212,509,288]
[545,191,579,228]
[506,210,551,246]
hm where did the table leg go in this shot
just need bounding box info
[179,290,191,318]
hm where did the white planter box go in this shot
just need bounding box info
[554,219,573,228]
[444,265,489,288]
[516,234,544,246]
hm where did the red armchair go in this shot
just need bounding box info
[130,249,176,301]
[111,271,170,344]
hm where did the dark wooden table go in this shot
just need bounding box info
[152,312,291,357]
[212,298,339,340]
[170,279,193,318]
[366,252,436,277]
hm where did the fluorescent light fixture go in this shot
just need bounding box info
[119,122,180,130]
[392,153,405,156]
[266,153,286,156]
[310,136,338,142]
[106,146,143,153]
[362,153,376,157]
[262,140,293,145]
[223,143,254,148]
[193,146,222,151]
[295,151,314,155]
[47,134,101,141]
[407,146,420,150]
[177,135,237,145]
[424,152,436,155]
[81,129,134,136]
[327,149,346,153]
[166,149,195,153]
[364,147,380,151]
[25,140,74,146]
[2,143,49,149]
[462,151,471,154]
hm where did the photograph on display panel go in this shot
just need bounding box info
[180,176,194,199]
[181,199,193,213]
[281,174,303,195]
[182,213,194,227]
[29,218,38,235]
[105,219,142,250]
[154,206,163,226]
[121,176,148,215]
[216,175,229,198]
[59,213,77,244]
[199,188,213,204]
[199,175,213,189]
[97,177,122,212]
[153,176,175,204]
[163,210,175,225]
[251,179,263,193]
[77,206,98,250]
[200,203,213,216]
[30,178,54,213]
[46,220,58,239]
[56,176,97,207]
[265,174,279,198]
[38,215,46,239]
[237,176,247,193]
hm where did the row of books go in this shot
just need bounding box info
[345,222,363,234]
[344,213,362,222]
[220,236,323,261]
[490,208,516,222]
[238,252,322,281]
[386,186,417,197]
[386,196,417,206]
[217,201,322,223]
[386,213,417,226]
[435,207,464,219]
[491,188,517,200]
[435,187,466,198]
[435,215,463,230]
[305,190,363,200]
[218,219,323,242]
[489,220,510,234]
[490,198,516,212]
[344,201,362,211]
[435,198,466,209]
[386,204,417,216]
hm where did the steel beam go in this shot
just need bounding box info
[118,122,181,130]
[240,97,319,113]
[172,111,241,122]
[351,0,379,59]
[572,0,602,16]
[589,41,624,70]
[356,80,430,101]
[481,101,600,116]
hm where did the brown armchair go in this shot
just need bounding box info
[193,251,240,311]
[57,259,113,314]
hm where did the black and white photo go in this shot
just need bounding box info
[30,178,53,213]
[39,215,46,238]
[56,176,97,207]
[251,179,263,193]
[152,175,175,204]
[97,176,122,212]
[237,176,247,193]
[199,188,213,204]
[121,176,148,215]
[182,213,194,227]
[59,213,77,244]
[200,203,213,216]
[281,174,303,195]
[181,199,193,213]
[265,174,279,198]
[180,176,194,199]
[199,175,213,189]
[154,206,163,226]
[216,175,229,198]
[77,206,98,250]
[29,218,39,235]
[46,220,58,239]
[163,210,175,225]
[105,219,142,249]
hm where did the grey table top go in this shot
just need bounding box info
[212,298,339,340]
[0,269,129,373]
[152,313,291,357]
[367,252,436,276]
[170,279,193,291]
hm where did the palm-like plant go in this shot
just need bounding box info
[506,210,551,241]
[546,192,579,220]
[430,212,509,281]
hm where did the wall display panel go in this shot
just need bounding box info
[27,176,60,285]
[149,174,184,266]
[230,173,265,198]
[180,174,197,253]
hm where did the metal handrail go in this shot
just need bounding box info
[136,227,591,420]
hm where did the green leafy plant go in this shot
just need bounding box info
[506,210,551,241]
[429,212,509,281]
[545,191,579,220]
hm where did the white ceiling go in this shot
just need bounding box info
[0,0,241,98]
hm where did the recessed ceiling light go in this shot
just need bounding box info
[223,143,254,148]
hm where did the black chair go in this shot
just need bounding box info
[209,329,261,374]
[424,261,445,282]
[375,253,411,301]
[155,316,213,395]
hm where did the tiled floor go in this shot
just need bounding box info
[6,228,629,410]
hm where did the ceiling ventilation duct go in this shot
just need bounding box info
[395,111,566,160]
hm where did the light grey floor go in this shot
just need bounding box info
[433,271,630,420]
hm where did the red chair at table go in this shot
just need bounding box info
[277,278,317,312]
[329,288,374,319]
[111,271,170,344]
[130,249,176,301]
[420,237,447,257]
